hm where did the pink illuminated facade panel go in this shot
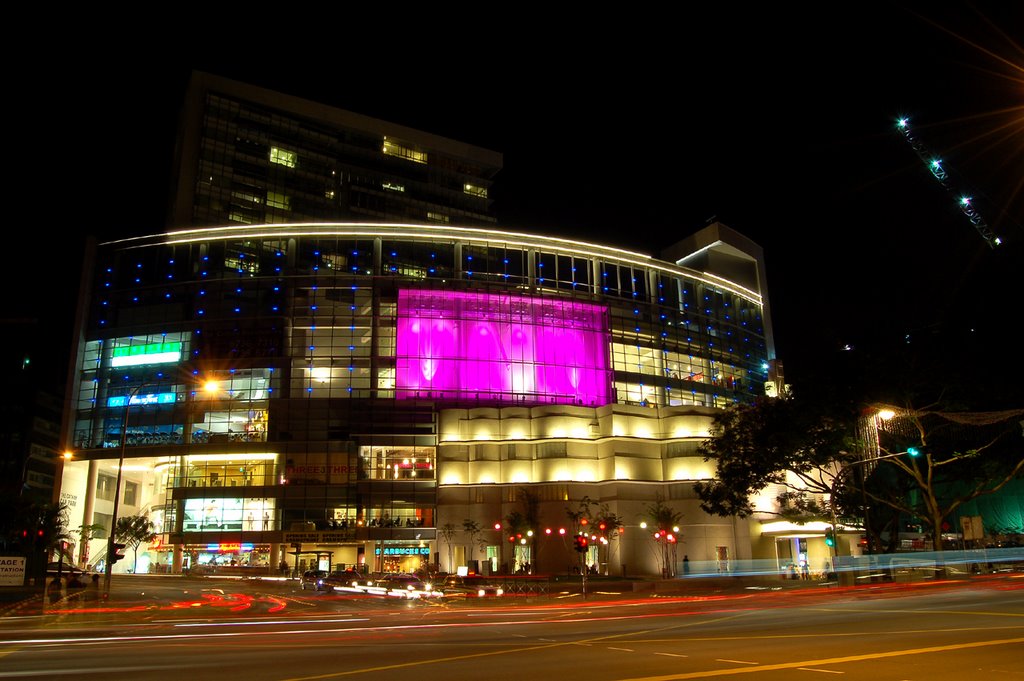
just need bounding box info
[396,290,611,405]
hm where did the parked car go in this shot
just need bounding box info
[439,576,504,598]
[299,569,328,591]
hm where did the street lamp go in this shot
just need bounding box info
[103,382,148,597]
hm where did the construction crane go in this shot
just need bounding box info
[895,117,1002,249]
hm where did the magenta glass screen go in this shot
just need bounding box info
[396,290,611,405]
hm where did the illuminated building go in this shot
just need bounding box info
[170,71,502,229]
[58,220,776,577]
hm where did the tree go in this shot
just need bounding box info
[115,515,157,574]
[694,396,857,521]
[76,523,107,569]
[461,520,487,565]
[439,523,457,571]
[644,498,684,577]
[864,405,1024,551]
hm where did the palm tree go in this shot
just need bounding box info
[115,515,157,574]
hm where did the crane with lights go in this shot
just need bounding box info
[895,117,1001,249]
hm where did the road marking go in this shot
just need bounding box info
[655,652,688,658]
[806,607,1024,618]
[280,610,751,680]
[615,636,1024,680]
[796,668,844,674]
[609,647,635,652]
[717,659,758,665]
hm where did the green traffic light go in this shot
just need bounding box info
[907,447,920,457]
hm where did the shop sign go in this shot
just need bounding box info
[283,532,354,544]
[374,547,430,556]
[206,543,253,553]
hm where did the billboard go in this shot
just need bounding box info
[396,290,610,405]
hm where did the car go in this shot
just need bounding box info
[46,562,89,576]
[299,569,328,590]
[439,576,504,598]
[321,570,364,590]
[376,573,441,599]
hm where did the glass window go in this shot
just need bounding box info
[123,481,139,506]
[270,147,297,168]
[382,137,427,164]
[96,473,117,501]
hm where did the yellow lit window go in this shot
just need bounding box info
[382,181,405,192]
[270,147,297,168]
[267,192,291,210]
[382,137,427,164]
[426,212,449,223]
[463,183,488,198]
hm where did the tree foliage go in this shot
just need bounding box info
[694,396,857,520]
[115,515,156,574]
[864,405,1024,551]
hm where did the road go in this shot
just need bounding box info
[0,575,1021,679]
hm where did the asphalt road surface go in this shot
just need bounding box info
[0,575,1020,680]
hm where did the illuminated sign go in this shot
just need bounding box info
[396,290,611,405]
[205,543,254,553]
[374,547,431,556]
[107,392,177,407]
[110,342,182,367]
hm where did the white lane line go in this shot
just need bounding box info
[797,668,844,674]
[717,659,759,665]
[609,647,635,652]
[655,652,688,658]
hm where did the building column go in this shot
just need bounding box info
[78,460,99,567]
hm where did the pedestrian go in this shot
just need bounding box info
[682,555,690,574]
[280,559,289,577]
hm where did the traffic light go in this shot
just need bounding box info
[824,529,835,547]
[573,534,589,553]
[907,447,920,457]
[109,541,127,565]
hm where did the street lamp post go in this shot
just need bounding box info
[828,449,920,568]
[102,383,147,597]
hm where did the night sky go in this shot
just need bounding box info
[10,4,1023,397]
